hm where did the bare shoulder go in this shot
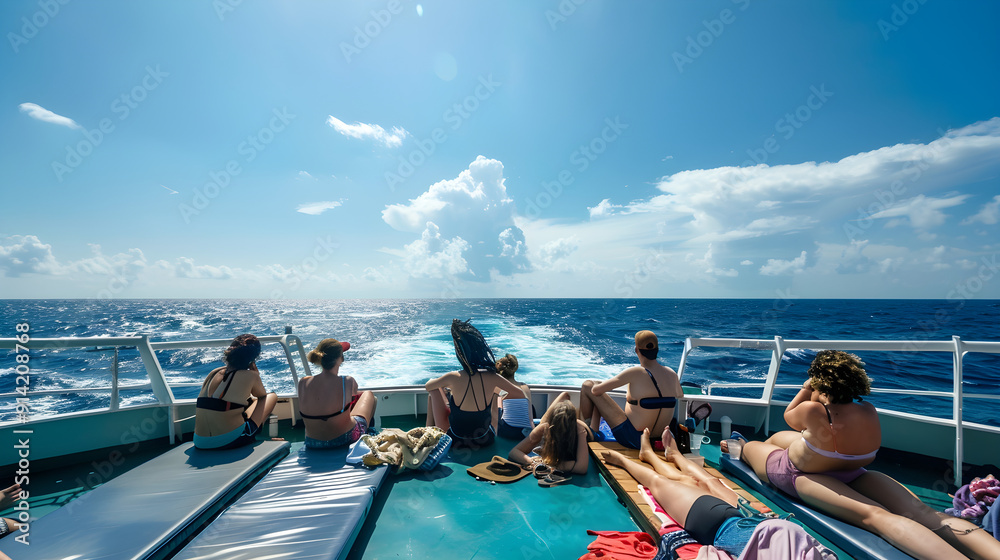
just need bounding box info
[619,365,645,379]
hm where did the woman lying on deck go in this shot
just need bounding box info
[730,350,1000,560]
[602,428,831,558]
[508,392,593,476]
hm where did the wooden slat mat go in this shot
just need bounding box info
[589,441,767,538]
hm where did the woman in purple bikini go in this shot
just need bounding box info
[735,350,1000,560]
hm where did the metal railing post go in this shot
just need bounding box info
[760,336,786,434]
[136,335,178,443]
[952,335,965,487]
[110,347,119,411]
[283,334,311,425]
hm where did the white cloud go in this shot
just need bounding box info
[18,102,80,129]
[402,222,470,278]
[510,118,1000,295]
[962,195,1000,225]
[0,235,61,276]
[740,260,754,266]
[869,194,969,230]
[174,257,233,279]
[585,118,1000,245]
[66,244,147,278]
[326,116,408,147]
[760,251,808,276]
[297,200,343,215]
[383,156,529,279]
[532,237,581,272]
[297,171,315,180]
[686,244,738,278]
[588,199,622,218]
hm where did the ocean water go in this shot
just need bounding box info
[1,298,999,426]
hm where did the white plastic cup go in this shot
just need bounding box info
[724,438,742,460]
[689,435,711,455]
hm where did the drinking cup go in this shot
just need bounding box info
[724,438,742,460]
[688,435,711,455]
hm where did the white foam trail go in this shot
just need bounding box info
[339,320,620,388]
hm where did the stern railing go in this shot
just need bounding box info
[0,334,313,443]
[676,335,1000,486]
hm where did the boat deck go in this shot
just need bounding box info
[348,415,638,560]
[1,415,981,560]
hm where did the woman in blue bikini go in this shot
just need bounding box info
[298,338,376,449]
[737,350,1000,560]
[578,330,681,449]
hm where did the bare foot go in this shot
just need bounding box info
[664,443,684,465]
[638,428,659,465]
[601,450,628,468]
[0,484,21,509]
[660,425,675,455]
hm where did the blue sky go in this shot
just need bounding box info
[1,0,999,299]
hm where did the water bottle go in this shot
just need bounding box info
[268,414,278,438]
[720,415,732,439]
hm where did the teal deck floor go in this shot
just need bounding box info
[349,415,639,560]
[2,418,974,560]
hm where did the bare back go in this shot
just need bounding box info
[623,362,682,436]
[298,373,359,440]
[195,367,256,437]
[787,400,881,472]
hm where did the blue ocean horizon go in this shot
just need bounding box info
[2,298,998,426]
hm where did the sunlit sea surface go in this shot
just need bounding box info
[1,299,998,426]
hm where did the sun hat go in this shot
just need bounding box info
[467,456,531,483]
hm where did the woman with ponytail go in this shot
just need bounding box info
[194,334,278,450]
[494,354,535,439]
[298,338,376,449]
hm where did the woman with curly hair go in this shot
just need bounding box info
[194,334,278,450]
[508,393,592,478]
[734,350,1000,560]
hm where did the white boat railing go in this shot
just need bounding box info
[4,333,998,485]
[676,335,1000,486]
[0,334,314,443]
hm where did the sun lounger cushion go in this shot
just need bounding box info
[720,455,915,560]
[3,440,289,560]
[171,445,389,560]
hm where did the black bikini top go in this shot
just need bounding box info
[627,368,677,409]
[300,376,360,421]
[196,367,252,414]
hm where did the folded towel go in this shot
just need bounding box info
[346,437,370,464]
[361,426,446,472]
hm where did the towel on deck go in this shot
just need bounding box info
[361,427,445,472]
[579,530,658,559]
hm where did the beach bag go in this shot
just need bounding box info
[418,433,452,471]
[451,319,496,375]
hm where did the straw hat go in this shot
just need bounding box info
[466,456,531,483]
